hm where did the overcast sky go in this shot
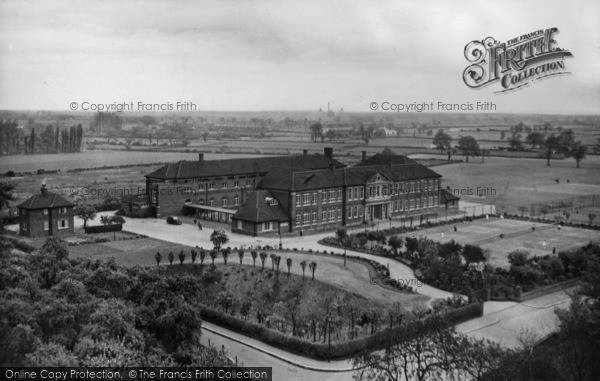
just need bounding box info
[0,0,598,114]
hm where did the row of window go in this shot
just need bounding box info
[42,207,68,215]
[296,189,344,207]
[25,219,69,231]
[392,196,439,211]
[198,179,255,190]
[296,207,342,226]
[346,205,365,219]
[200,196,241,207]
[346,186,365,201]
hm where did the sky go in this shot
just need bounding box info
[0,0,599,114]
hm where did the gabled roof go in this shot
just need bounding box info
[259,163,442,192]
[145,154,344,180]
[440,191,460,203]
[355,153,418,167]
[232,190,290,223]
[18,192,75,210]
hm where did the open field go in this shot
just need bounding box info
[393,217,600,268]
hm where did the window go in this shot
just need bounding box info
[303,193,310,206]
[312,192,317,205]
[222,182,227,189]
[234,180,239,187]
[234,196,240,206]
[59,207,67,214]
[237,220,243,229]
[199,183,204,190]
[409,199,415,210]
[263,222,272,231]
[44,221,49,230]
[44,209,48,215]
[209,182,215,189]
[312,212,317,224]
[393,201,398,212]
[329,209,335,221]
[429,196,434,207]
[303,212,310,224]
[337,208,342,220]
[399,182,404,194]
[296,214,302,225]
[353,205,358,218]
[359,205,364,217]
[59,219,69,229]
[399,200,404,211]
[209,199,214,207]
[296,194,302,207]
[222,198,228,207]
[337,189,342,201]
[246,180,252,187]
[22,222,28,231]
[323,192,328,203]
[329,190,335,202]
[348,190,352,201]
[354,187,359,199]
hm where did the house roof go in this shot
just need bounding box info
[440,191,460,203]
[145,154,345,180]
[355,153,418,167]
[18,191,75,210]
[232,190,290,223]
[259,163,442,192]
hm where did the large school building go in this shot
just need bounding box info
[122,148,458,236]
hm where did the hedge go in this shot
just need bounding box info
[84,224,123,234]
[198,301,483,360]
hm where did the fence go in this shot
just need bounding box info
[530,195,600,216]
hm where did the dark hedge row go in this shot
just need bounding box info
[84,223,122,234]
[198,301,483,360]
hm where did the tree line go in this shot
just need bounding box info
[0,119,84,155]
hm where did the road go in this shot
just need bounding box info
[122,216,574,380]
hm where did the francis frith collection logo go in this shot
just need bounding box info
[463,27,572,93]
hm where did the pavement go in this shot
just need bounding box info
[114,216,574,377]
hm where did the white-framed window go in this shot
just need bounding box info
[59,219,69,229]
[359,205,364,217]
[303,212,310,224]
[353,187,358,199]
[322,210,327,222]
[296,214,302,225]
[234,180,239,187]
[44,221,49,230]
[323,191,328,203]
[312,212,317,224]
[337,189,342,201]
[303,193,310,206]
[399,200,404,211]
[234,196,240,206]
[360,187,364,199]
[329,209,335,221]
[337,208,342,220]
[246,180,252,187]
[347,206,352,219]
[295,194,302,207]
[221,182,227,189]
[209,199,214,207]
[198,183,204,190]
[393,201,398,212]
[312,192,317,205]
[44,209,48,215]
[263,221,272,231]
[59,207,67,214]
[329,190,335,202]
[354,205,358,218]
[399,182,404,194]
[237,220,243,229]
[222,198,228,207]
[348,190,352,201]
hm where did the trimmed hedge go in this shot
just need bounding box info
[84,224,123,234]
[198,301,483,360]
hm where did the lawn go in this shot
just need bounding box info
[392,217,600,268]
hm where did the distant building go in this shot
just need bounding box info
[18,184,75,237]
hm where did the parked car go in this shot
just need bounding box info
[166,216,182,225]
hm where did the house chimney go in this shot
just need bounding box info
[41,183,48,197]
[303,149,308,156]
[362,151,367,163]
[198,153,204,162]
[324,147,333,159]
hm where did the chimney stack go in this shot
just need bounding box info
[303,149,308,156]
[324,147,333,159]
[362,151,367,163]
[198,153,204,162]
[41,183,48,197]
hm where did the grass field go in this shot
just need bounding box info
[394,217,600,268]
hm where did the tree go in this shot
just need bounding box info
[210,228,229,250]
[259,252,267,270]
[508,133,524,150]
[300,260,307,279]
[274,255,282,272]
[199,249,206,266]
[155,252,162,266]
[457,136,479,163]
[30,128,36,152]
[75,203,97,229]
[209,250,218,265]
[309,261,317,280]
[309,122,323,142]
[525,132,545,148]
[462,244,485,264]
[388,235,403,256]
[433,129,452,153]
[543,134,560,166]
[269,253,276,271]
[0,180,16,210]
[237,250,244,265]
[250,250,257,267]
[571,141,587,168]
[202,131,209,142]
[191,249,197,264]
[168,252,174,265]
[285,258,292,276]
[221,248,230,265]
[178,250,186,264]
